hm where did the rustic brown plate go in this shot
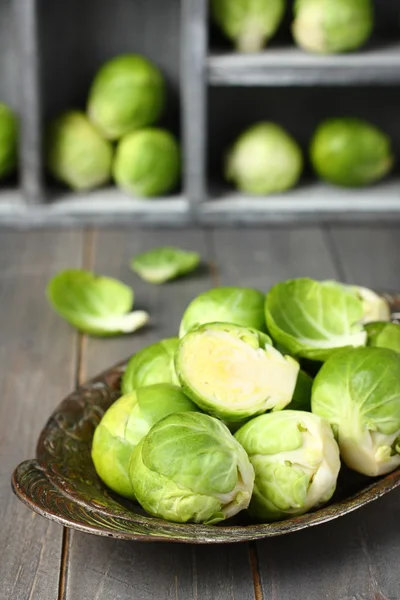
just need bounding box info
[11,292,400,544]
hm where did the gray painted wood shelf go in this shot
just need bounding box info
[1,0,400,226]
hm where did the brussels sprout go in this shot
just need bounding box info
[46,269,149,336]
[285,369,313,412]
[292,0,374,54]
[87,54,165,140]
[131,247,200,284]
[226,123,303,195]
[310,118,393,188]
[113,128,180,197]
[312,347,400,476]
[176,322,299,422]
[179,286,266,338]
[46,111,113,191]
[211,0,286,53]
[265,278,367,361]
[0,103,18,180]
[235,411,340,521]
[130,412,254,524]
[352,286,391,323]
[121,338,180,395]
[365,322,400,355]
[92,384,198,499]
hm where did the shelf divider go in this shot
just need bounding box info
[14,0,43,204]
[181,0,208,219]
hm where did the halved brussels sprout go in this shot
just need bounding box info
[179,286,266,338]
[92,384,198,499]
[310,118,393,188]
[226,122,303,195]
[365,322,400,354]
[265,278,367,361]
[113,128,180,197]
[121,338,180,395]
[87,54,165,140]
[312,347,400,476]
[176,322,299,422]
[46,111,113,191]
[292,0,374,54]
[130,412,254,524]
[235,411,340,521]
[46,269,149,336]
[0,102,18,180]
[130,247,200,284]
[211,0,286,53]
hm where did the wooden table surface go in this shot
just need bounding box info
[1,225,399,600]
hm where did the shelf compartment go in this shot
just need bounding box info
[200,180,400,224]
[208,44,400,86]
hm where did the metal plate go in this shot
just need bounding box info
[11,293,400,544]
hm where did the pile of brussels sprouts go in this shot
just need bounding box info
[46,54,180,197]
[85,276,400,525]
[211,0,374,54]
[0,102,18,182]
[226,118,394,196]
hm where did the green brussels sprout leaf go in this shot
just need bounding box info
[176,322,299,422]
[92,384,198,499]
[365,322,400,354]
[179,286,266,338]
[130,412,254,523]
[312,347,400,476]
[265,278,367,361]
[121,337,180,395]
[235,410,340,521]
[46,269,149,336]
[130,246,200,284]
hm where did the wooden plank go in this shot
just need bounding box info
[64,228,255,600]
[0,231,83,600]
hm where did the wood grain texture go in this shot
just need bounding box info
[0,231,83,600]
[64,228,256,599]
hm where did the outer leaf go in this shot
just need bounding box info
[121,338,180,394]
[265,278,367,361]
[46,269,149,336]
[365,322,400,355]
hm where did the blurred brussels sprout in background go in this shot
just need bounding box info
[121,338,180,395]
[47,269,149,336]
[265,278,367,361]
[226,122,303,195]
[211,0,286,53]
[312,347,400,476]
[235,411,340,521]
[131,246,200,284]
[130,412,254,524]
[92,384,198,499]
[176,322,299,422]
[87,54,165,140]
[113,128,180,197]
[0,102,18,180]
[365,322,400,355]
[292,0,374,54]
[46,111,113,191]
[179,286,266,338]
[310,118,394,188]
